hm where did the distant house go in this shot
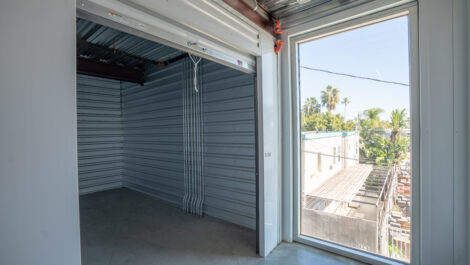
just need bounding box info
[301,131,360,194]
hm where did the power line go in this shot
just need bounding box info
[300,66,409,87]
[302,150,400,167]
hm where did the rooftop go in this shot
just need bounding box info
[308,164,373,203]
[302,131,358,140]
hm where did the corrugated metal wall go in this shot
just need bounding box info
[121,59,257,229]
[77,75,123,194]
[121,62,184,205]
[202,61,257,229]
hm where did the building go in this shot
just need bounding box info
[301,131,360,194]
[1,1,468,265]
[301,131,395,254]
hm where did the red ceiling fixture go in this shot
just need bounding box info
[273,19,283,54]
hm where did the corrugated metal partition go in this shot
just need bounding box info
[121,59,257,229]
[202,61,257,229]
[77,75,123,194]
[121,62,185,206]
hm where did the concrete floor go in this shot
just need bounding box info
[80,188,364,265]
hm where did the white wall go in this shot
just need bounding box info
[0,1,81,265]
[257,31,282,257]
[419,0,468,264]
[301,133,360,194]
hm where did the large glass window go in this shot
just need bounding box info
[298,16,412,262]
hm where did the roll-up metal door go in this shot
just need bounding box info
[76,0,259,73]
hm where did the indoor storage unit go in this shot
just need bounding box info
[76,18,259,263]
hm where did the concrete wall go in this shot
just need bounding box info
[301,208,377,253]
[0,1,81,265]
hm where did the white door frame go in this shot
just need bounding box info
[256,32,283,257]
[282,2,420,264]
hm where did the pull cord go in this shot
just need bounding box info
[188,54,202,93]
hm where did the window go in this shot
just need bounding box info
[294,10,417,264]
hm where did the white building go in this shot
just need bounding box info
[301,131,360,194]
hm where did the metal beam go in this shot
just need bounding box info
[77,57,145,84]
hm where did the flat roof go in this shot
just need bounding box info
[302,131,358,140]
[308,164,373,203]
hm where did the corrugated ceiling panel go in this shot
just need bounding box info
[77,74,123,194]
[121,59,256,229]
[77,18,184,67]
[258,0,330,18]
[256,0,373,28]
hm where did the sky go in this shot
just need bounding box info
[299,16,410,121]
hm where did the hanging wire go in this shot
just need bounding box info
[189,54,202,93]
[182,57,188,212]
[182,56,205,216]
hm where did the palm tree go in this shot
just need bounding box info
[302,97,321,116]
[362,108,384,131]
[341,97,351,118]
[321,85,340,113]
[390,109,407,144]
[364,108,384,120]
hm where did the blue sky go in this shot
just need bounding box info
[299,16,410,121]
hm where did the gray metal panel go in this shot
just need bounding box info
[121,59,256,229]
[77,74,123,194]
[202,61,257,229]
[121,62,184,206]
[258,0,331,18]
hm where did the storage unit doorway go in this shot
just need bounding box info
[76,16,260,264]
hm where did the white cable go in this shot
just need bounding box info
[253,0,258,11]
[189,54,202,93]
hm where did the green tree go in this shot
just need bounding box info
[341,97,351,118]
[321,85,340,112]
[390,109,407,144]
[342,120,356,131]
[359,108,410,166]
[360,108,385,146]
[302,97,321,116]
[301,112,345,132]
[364,108,384,120]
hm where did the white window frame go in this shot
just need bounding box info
[288,3,419,265]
